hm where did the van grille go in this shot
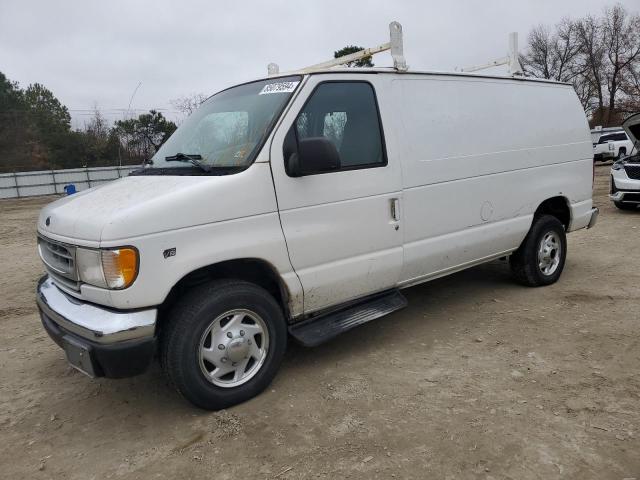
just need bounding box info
[48,270,81,291]
[624,164,640,180]
[38,236,80,290]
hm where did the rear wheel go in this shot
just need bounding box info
[161,280,287,410]
[616,148,626,160]
[510,215,567,287]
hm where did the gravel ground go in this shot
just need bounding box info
[0,164,639,479]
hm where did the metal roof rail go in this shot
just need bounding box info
[268,21,407,76]
[460,32,524,76]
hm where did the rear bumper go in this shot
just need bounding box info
[587,207,599,229]
[568,201,598,231]
[36,275,157,378]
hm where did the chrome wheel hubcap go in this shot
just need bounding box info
[538,231,561,276]
[198,309,269,388]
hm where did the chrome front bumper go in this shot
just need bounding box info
[36,276,156,344]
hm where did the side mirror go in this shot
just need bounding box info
[287,137,341,177]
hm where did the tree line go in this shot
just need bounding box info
[0,72,177,173]
[521,3,640,126]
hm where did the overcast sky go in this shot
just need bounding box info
[1,0,638,128]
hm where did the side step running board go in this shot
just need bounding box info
[289,290,408,347]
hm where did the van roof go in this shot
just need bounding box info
[266,67,572,87]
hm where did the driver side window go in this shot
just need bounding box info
[290,82,386,173]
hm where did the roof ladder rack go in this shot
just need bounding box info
[268,21,407,76]
[460,32,524,76]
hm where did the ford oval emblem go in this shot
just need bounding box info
[45,217,51,226]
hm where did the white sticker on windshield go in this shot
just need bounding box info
[259,81,300,95]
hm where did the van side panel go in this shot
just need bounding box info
[391,76,592,284]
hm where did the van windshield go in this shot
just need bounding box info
[150,76,301,171]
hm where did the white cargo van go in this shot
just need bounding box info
[35,29,598,409]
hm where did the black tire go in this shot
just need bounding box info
[161,280,287,410]
[614,201,637,211]
[509,215,567,287]
[617,148,626,160]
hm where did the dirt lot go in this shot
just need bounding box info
[0,165,639,479]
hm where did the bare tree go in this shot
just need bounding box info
[521,25,555,79]
[572,75,598,117]
[85,106,109,144]
[601,4,640,124]
[522,18,592,112]
[554,18,584,83]
[522,19,582,83]
[575,15,606,117]
[619,62,640,116]
[171,93,208,117]
[524,4,640,126]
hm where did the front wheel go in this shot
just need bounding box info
[161,280,287,410]
[510,215,567,287]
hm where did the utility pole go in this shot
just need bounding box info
[120,81,142,167]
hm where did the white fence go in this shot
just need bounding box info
[0,165,139,199]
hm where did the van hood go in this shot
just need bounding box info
[622,113,640,147]
[37,165,276,243]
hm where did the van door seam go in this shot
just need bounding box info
[265,79,310,315]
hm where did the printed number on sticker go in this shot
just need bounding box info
[259,82,299,95]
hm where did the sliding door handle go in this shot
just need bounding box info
[390,198,400,221]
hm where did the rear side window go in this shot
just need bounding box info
[599,132,627,143]
[293,82,385,170]
[614,133,628,141]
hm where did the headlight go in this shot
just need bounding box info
[76,247,139,289]
[76,248,107,288]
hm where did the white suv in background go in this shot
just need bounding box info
[594,130,633,162]
[610,113,640,210]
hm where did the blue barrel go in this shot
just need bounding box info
[64,184,77,195]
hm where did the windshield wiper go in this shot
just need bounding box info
[165,153,211,172]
